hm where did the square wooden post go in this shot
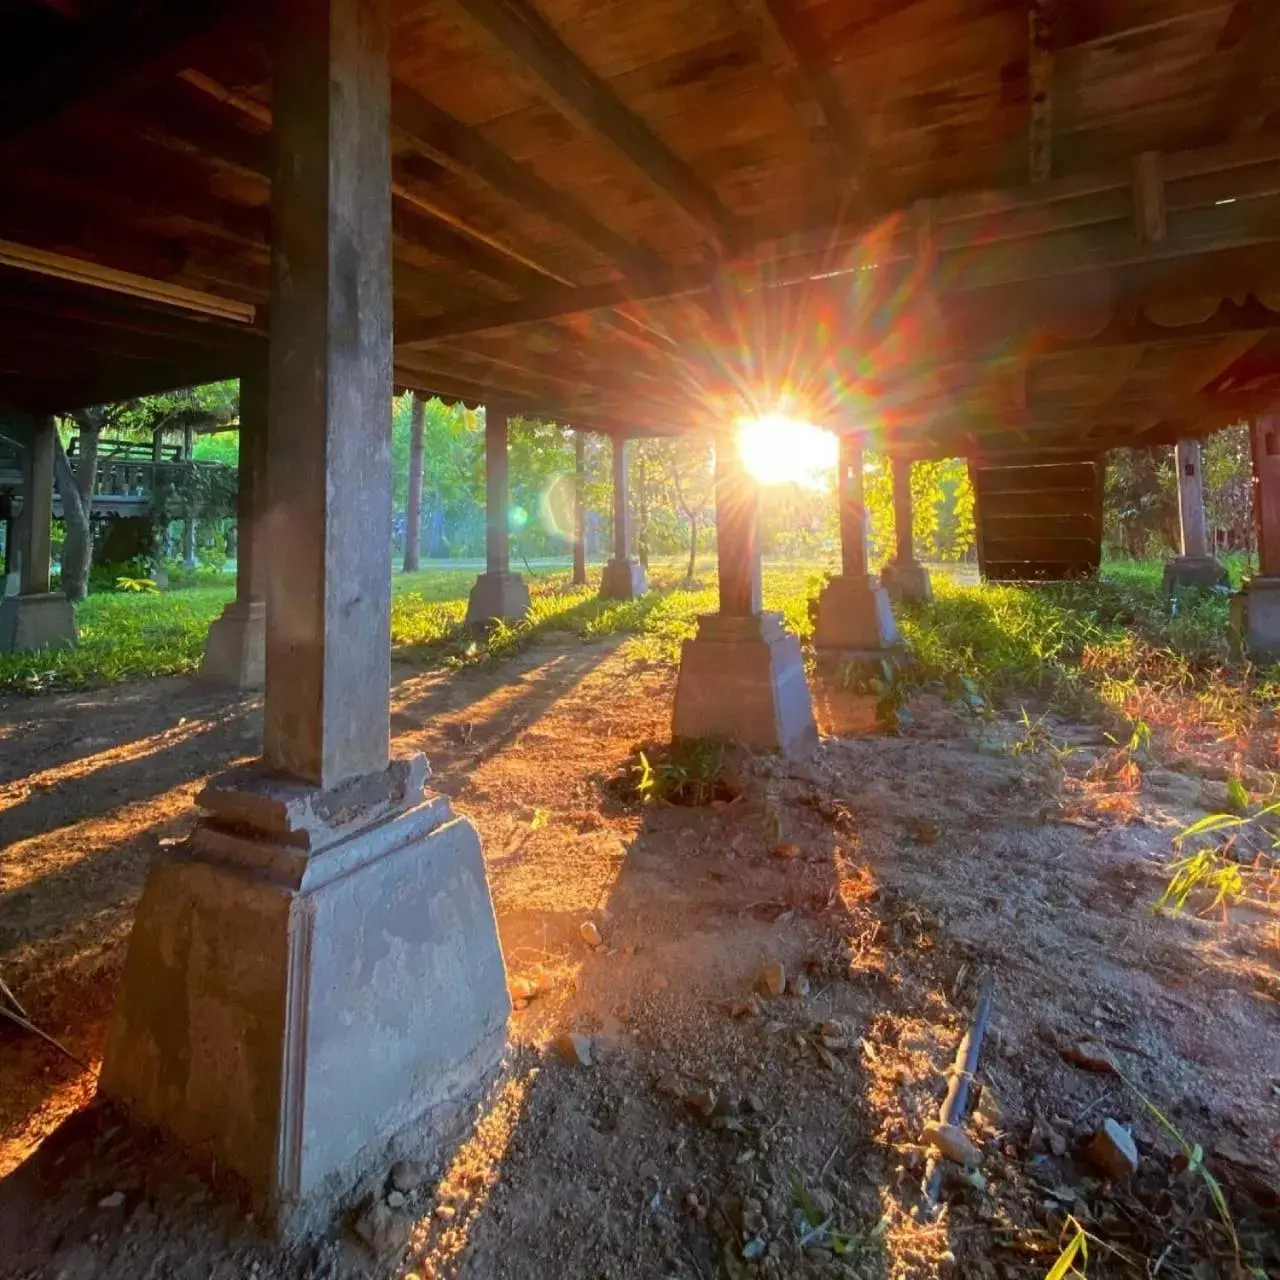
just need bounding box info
[601,435,648,598]
[466,403,530,626]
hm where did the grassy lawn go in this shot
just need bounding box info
[1,557,1267,771]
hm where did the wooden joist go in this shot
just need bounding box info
[434,0,740,249]
[727,0,881,207]
[1028,0,1057,184]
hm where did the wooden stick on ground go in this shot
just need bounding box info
[921,974,995,1217]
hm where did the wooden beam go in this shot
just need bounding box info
[1,0,239,149]
[1028,0,1057,183]
[434,0,739,249]
[390,82,666,280]
[727,0,881,207]
[1132,151,1165,244]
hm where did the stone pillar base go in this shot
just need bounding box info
[199,599,265,687]
[465,570,530,629]
[599,557,647,599]
[1230,577,1280,660]
[880,558,933,604]
[100,757,509,1229]
[0,591,76,652]
[812,574,899,656]
[1162,555,1229,595]
[672,612,817,755]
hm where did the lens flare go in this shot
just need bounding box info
[736,413,838,488]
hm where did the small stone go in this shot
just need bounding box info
[386,1189,406,1209]
[731,996,762,1018]
[683,1088,718,1119]
[1049,1131,1068,1157]
[1062,1038,1117,1074]
[556,1031,593,1066]
[922,1122,983,1168]
[656,1071,684,1097]
[97,1191,125,1209]
[389,1160,427,1193]
[742,1093,765,1114]
[1085,1119,1138,1180]
[579,920,602,948]
[773,842,799,861]
[788,973,811,998]
[912,820,939,844]
[352,1196,410,1255]
[758,961,786,998]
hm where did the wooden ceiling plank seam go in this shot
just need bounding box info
[1029,0,1057,184]
[432,0,740,250]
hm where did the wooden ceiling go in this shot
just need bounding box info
[2,0,1280,456]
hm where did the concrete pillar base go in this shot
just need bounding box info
[600,557,647,599]
[880,559,933,604]
[812,574,900,654]
[199,599,265,688]
[672,611,817,755]
[100,756,509,1229]
[0,591,76,652]
[1162,555,1229,595]
[465,570,530,629]
[1230,576,1280,660]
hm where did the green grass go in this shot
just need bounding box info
[0,556,1256,723]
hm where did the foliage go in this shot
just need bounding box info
[632,737,726,806]
[863,454,975,562]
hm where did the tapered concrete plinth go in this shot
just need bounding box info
[1162,555,1229,596]
[465,570,529,629]
[672,612,817,755]
[812,574,899,656]
[880,559,933,604]
[199,599,265,687]
[0,591,76,652]
[1230,576,1280,660]
[101,757,509,1228]
[600,557,647,599]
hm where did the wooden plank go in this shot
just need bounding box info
[434,0,739,248]
[984,560,1096,580]
[982,513,1099,541]
[978,488,1100,520]
[1132,151,1166,243]
[1226,0,1280,136]
[975,461,1098,494]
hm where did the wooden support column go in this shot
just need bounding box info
[263,0,393,788]
[838,434,869,578]
[601,435,648,598]
[672,430,815,753]
[1176,439,1209,558]
[892,457,914,564]
[403,392,425,573]
[612,436,631,561]
[466,402,529,625]
[201,364,269,686]
[485,405,511,574]
[1251,416,1280,578]
[23,415,54,596]
[572,429,586,585]
[0,413,76,651]
[715,435,761,617]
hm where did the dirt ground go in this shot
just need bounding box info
[0,635,1278,1279]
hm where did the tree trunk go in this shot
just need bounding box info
[403,392,425,572]
[635,449,649,570]
[53,422,98,600]
[686,514,698,583]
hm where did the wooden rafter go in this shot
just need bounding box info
[434,0,740,249]
[1225,0,1280,136]
[727,0,881,207]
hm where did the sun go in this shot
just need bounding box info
[736,413,838,488]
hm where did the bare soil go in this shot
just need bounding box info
[0,638,1277,1279]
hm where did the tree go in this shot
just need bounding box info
[53,383,237,597]
[403,392,425,572]
[646,437,715,582]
